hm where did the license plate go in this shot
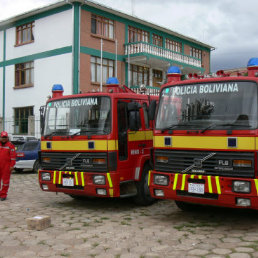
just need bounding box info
[62,178,74,187]
[188,183,204,194]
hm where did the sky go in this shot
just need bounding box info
[0,0,258,72]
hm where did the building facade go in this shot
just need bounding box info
[0,0,213,137]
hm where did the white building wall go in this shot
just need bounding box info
[6,9,73,60]
[0,30,3,61]
[5,53,72,137]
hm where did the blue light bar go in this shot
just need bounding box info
[106,77,119,84]
[247,58,258,67]
[52,84,64,92]
[167,66,181,74]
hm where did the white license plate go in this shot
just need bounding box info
[62,178,74,187]
[188,183,204,194]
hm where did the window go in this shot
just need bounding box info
[91,14,114,39]
[190,47,202,59]
[153,34,162,47]
[16,22,34,46]
[15,61,34,87]
[128,26,149,43]
[165,38,182,53]
[130,64,149,87]
[91,56,114,84]
[14,107,34,134]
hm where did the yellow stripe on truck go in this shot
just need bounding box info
[154,136,255,150]
[41,140,118,151]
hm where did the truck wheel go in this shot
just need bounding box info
[175,201,199,211]
[134,165,155,206]
[33,160,40,173]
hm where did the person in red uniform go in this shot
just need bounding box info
[0,131,16,201]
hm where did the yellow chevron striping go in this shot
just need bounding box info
[58,171,62,184]
[173,174,178,190]
[181,174,186,191]
[207,176,213,193]
[109,189,114,197]
[254,179,258,195]
[81,172,85,186]
[148,171,151,186]
[107,173,113,188]
[75,172,78,185]
[53,171,56,184]
[154,136,255,150]
[215,176,221,194]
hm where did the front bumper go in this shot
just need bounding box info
[38,170,119,197]
[149,171,258,209]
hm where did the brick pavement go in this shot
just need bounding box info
[1,172,258,257]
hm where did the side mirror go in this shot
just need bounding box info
[128,101,141,131]
[39,105,46,135]
[148,100,157,121]
[129,111,140,131]
[128,101,141,111]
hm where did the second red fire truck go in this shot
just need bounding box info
[149,58,258,210]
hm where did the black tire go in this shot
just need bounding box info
[14,168,24,173]
[33,160,40,173]
[134,164,155,206]
[175,201,199,211]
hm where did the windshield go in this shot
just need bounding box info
[44,97,111,136]
[156,81,258,130]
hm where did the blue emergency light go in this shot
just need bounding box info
[106,77,119,84]
[167,66,181,74]
[247,58,258,67]
[52,84,64,92]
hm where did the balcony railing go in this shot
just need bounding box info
[130,85,160,96]
[124,42,202,68]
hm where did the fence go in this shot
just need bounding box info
[0,116,41,139]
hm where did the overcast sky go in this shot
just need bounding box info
[1,0,258,72]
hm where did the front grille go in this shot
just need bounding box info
[41,152,107,172]
[154,149,255,178]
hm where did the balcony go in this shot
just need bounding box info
[124,42,202,71]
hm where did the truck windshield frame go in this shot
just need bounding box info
[156,81,258,131]
[44,96,111,136]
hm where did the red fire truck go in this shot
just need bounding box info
[149,58,258,210]
[38,78,157,205]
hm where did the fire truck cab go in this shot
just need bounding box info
[149,58,258,210]
[39,78,157,205]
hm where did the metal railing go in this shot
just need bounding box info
[130,85,160,96]
[125,42,202,68]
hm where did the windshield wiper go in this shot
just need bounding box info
[161,123,190,132]
[201,123,218,133]
[220,123,251,128]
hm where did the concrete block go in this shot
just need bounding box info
[27,215,51,230]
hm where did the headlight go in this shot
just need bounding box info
[93,175,106,185]
[233,181,251,193]
[233,160,252,167]
[41,172,51,181]
[154,174,169,186]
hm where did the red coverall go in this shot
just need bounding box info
[0,141,16,198]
